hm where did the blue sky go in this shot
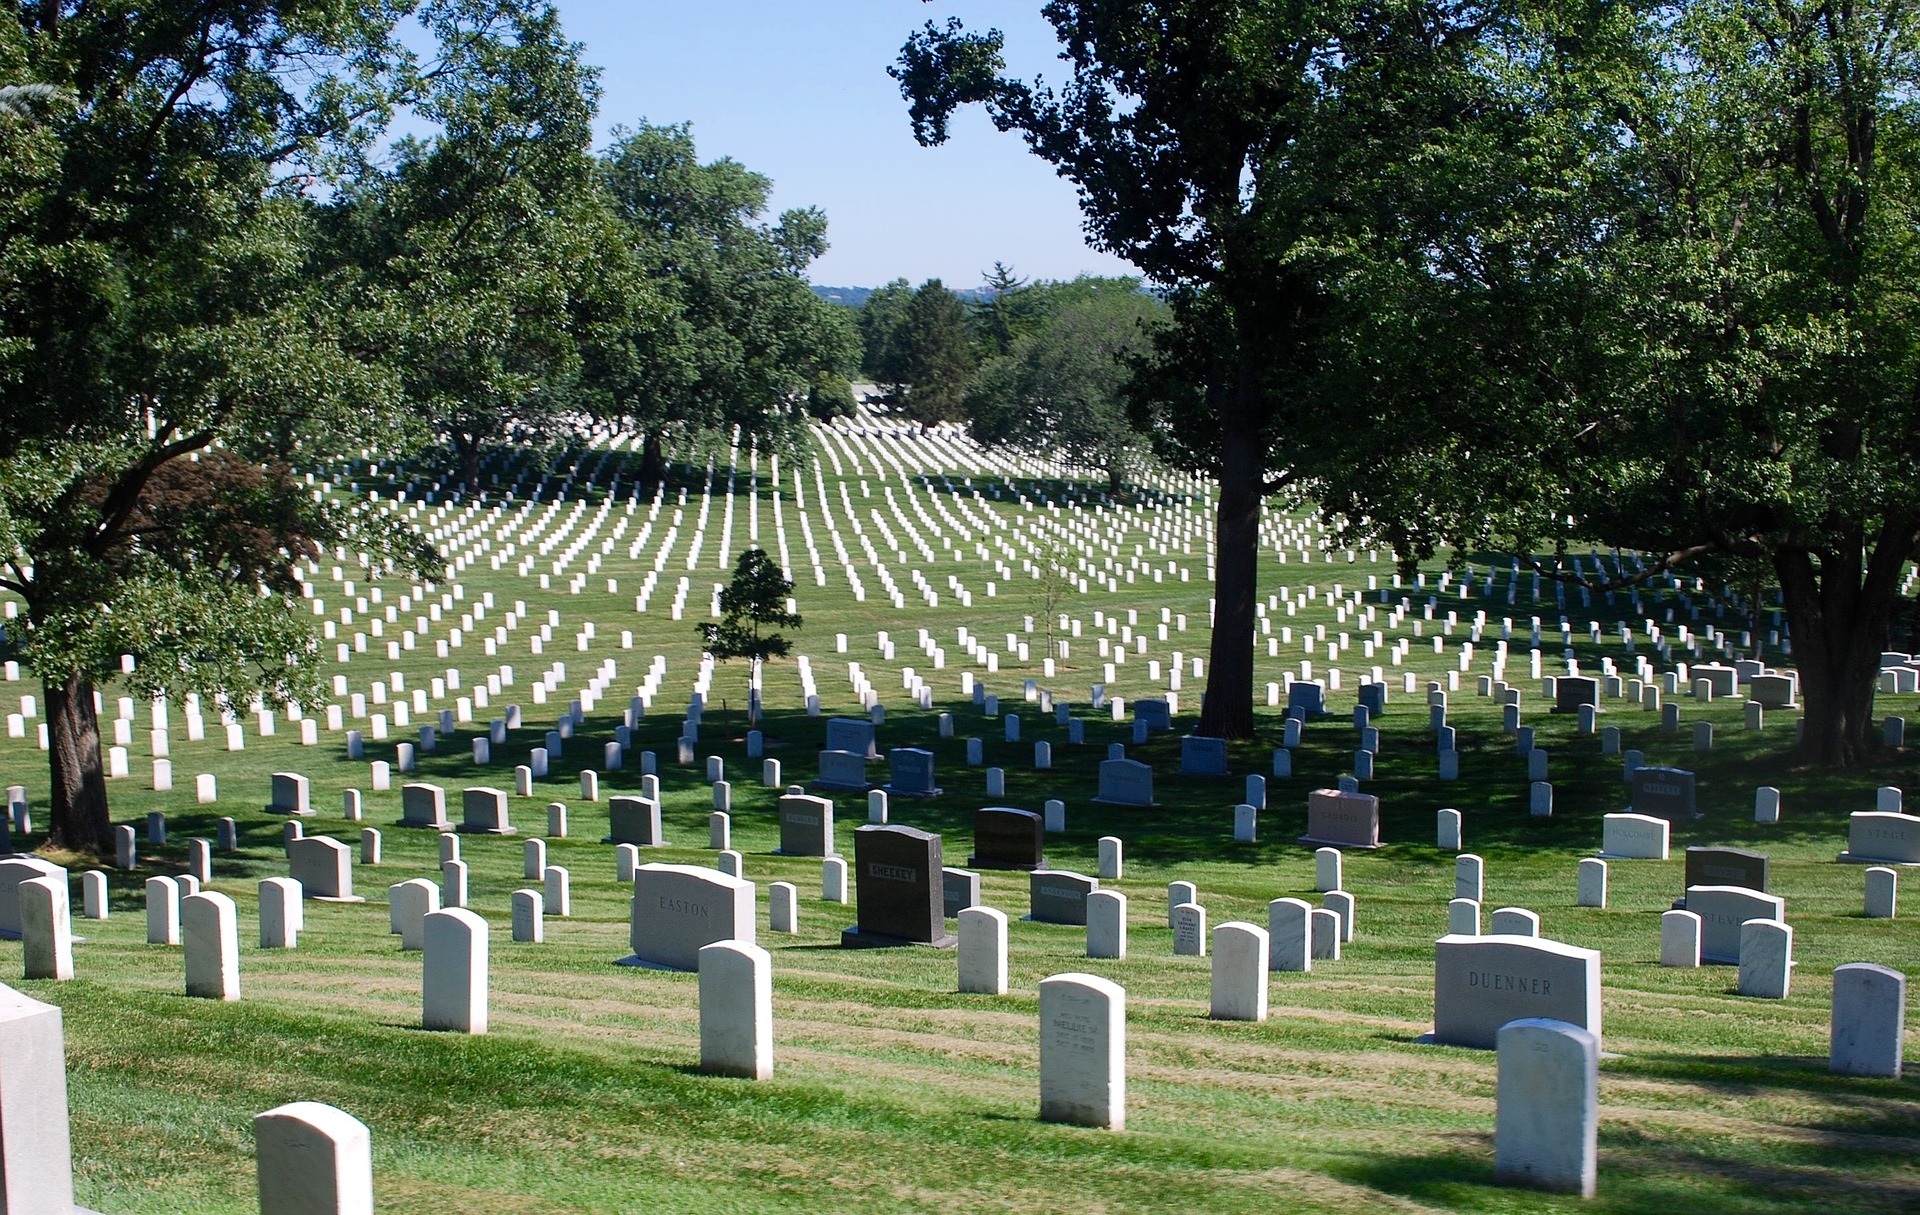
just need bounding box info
[554,1,1136,289]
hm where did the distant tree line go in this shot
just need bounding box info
[853,267,1168,495]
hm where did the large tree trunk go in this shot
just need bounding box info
[1199,374,1263,740]
[639,432,666,491]
[45,671,111,853]
[1775,528,1909,766]
[455,433,483,494]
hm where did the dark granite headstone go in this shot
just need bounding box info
[1554,677,1600,714]
[825,717,878,759]
[1631,766,1699,821]
[776,794,834,856]
[968,807,1044,870]
[1178,735,1229,777]
[1683,846,1769,894]
[843,824,954,947]
[1028,869,1099,925]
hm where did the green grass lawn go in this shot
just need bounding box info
[2,427,1916,1213]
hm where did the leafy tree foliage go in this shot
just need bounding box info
[894,1,1492,737]
[967,277,1164,493]
[1318,0,1920,765]
[699,547,801,724]
[594,121,858,486]
[0,0,569,848]
[864,278,979,429]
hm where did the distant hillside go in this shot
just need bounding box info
[812,284,997,309]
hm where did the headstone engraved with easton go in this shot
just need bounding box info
[842,825,955,948]
[620,863,756,971]
[969,807,1044,870]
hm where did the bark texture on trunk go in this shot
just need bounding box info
[640,432,666,491]
[45,671,110,852]
[1774,526,1910,767]
[1199,380,1263,740]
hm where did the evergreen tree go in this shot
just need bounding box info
[698,548,801,725]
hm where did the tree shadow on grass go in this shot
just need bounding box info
[1327,1133,1919,1213]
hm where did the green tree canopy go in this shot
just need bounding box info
[894,0,1499,737]
[865,278,978,430]
[0,0,584,848]
[1313,0,1920,765]
[593,121,858,485]
[967,277,1164,493]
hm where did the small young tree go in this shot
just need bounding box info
[697,548,801,726]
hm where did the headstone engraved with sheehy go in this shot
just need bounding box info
[842,825,955,948]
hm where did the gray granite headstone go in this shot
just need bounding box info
[1685,885,1786,963]
[1028,869,1099,925]
[1300,789,1382,849]
[1841,811,1920,864]
[1286,682,1327,719]
[942,867,981,918]
[815,749,869,791]
[1094,759,1154,806]
[884,747,940,797]
[398,782,450,829]
[1178,735,1229,777]
[622,864,755,971]
[777,794,835,856]
[606,795,666,847]
[1431,935,1602,1049]
[825,717,878,759]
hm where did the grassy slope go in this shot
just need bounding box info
[1,427,1915,1213]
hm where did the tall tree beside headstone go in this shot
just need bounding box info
[0,0,506,849]
[893,1,1501,736]
[698,548,801,727]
